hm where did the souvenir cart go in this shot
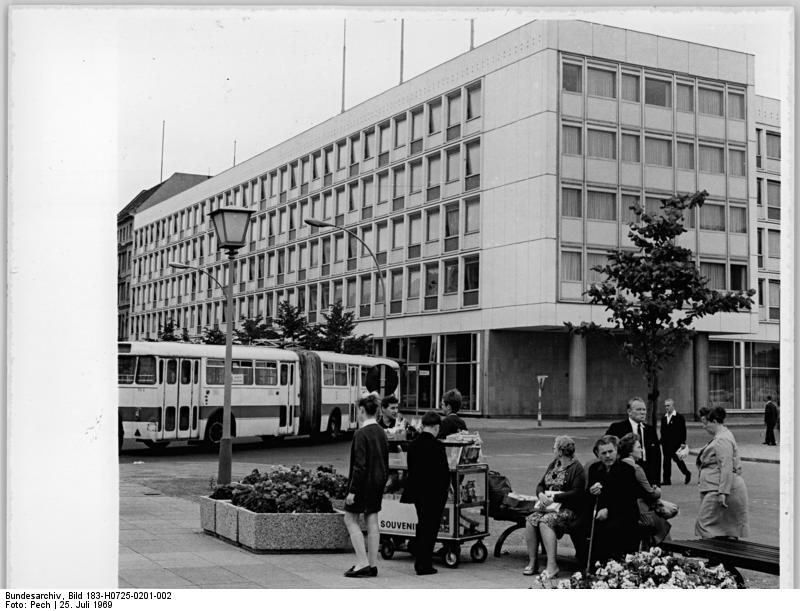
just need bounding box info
[378,432,489,568]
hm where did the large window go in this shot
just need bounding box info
[729,206,747,233]
[562,187,582,218]
[768,281,780,320]
[463,256,479,306]
[561,251,582,282]
[645,138,672,166]
[587,191,616,221]
[464,198,480,234]
[728,149,746,177]
[709,341,780,410]
[645,78,671,107]
[621,134,640,162]
[698,88,723,116]
[767,180,781,220]
[621,74,640,102]
[587,67,616,98]
[676,142,694,170]
[676,84,694,112]
[563,63,582,92]
[562,126,582,155]
[728,92,745,119]
[767,229,780,258]
[699,203,726,231]
[699,145,724,174]
[700,261,726,289]
[466,83,481,119]
[766,133,781,159]
[443,259,459,294]
[587,130,616,159]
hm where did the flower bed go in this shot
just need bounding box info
[542,547,742,589]
[201,464,358,553]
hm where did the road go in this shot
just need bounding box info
[119,423,779,587]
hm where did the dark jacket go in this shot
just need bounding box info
[660,411,687,450]
[347,423,389,499]
[606,419,662,485]
[585,459,640,525]
[400,431,450,504]
[437,413,467,439]
[535,459,586,514]
[764,401,779,426]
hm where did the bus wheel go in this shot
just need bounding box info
[143,440,170,450]
[205,418,223,449]
[327,411,342,441]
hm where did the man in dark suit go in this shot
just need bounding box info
[401,411,451,575]
[606,396,661,485]
[764,396,779,446]
[585,435,642,566]
[660,398,691,485]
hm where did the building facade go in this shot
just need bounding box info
[124,21,780,419]
[118,173,211,339]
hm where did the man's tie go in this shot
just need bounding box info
[638,423,646,461]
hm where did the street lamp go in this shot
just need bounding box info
[169,262,224,291]
[205,205,254,485]
[304,218,387,359]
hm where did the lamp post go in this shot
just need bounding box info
[304,218,387,359]
[203,206,254,485]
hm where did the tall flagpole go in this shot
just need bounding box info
[160,120,165,182]
[341,19,347,114]
[399,19,405,84]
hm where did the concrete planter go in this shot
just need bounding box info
[238,508,353,552]
[200,497,359,553]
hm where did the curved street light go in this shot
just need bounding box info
[304,218,387,359]
[169,261,224,291]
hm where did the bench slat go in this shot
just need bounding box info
[661,540,779,576]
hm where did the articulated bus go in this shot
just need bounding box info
[118,342,400,450]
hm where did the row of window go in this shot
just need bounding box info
[562,124,748,175]
[130,255,481,339]
[133,83,483,251]
[561,249,750,292]
[133,196,481,287]
[562,61,747,119]
[560,187,748,232]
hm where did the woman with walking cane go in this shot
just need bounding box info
[583,435,641,569]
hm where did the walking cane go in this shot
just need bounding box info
[585,496,599,576]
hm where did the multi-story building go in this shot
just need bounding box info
[118,172,211,340]
[125,20,780,419]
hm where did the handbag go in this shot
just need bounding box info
[655,499,679,519]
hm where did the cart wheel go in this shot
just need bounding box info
[380,538,395,560]
[470,541,488,563]
[443,545,460,568]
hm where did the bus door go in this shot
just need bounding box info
[277,362,295,436]
[177,358,200,440]
[162,358,179,440]
[347,365,360,430]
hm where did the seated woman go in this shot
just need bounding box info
[523,435,586,578]
[617,433,671,545]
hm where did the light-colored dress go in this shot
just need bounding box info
[695,426,750,539]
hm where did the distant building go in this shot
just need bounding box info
[117,173,211,339]
[124,21,780,419]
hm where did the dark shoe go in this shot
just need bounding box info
[370,566,378,577]
[684,473,691,485]
[416,567,438,575]
[344,565,374,578]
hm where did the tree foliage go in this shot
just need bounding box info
[158,319,180,342]
[273,301,309,348]
[201,327,226,345]
[565,191,755,426]
[233,315,278,345]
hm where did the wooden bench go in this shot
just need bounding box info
[660,539,779,587]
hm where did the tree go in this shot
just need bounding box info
[273,300,310,348]
[201,326,226,345]
[233,315,278,345]
[315,302,374,353]
[565,190,755,428]
[158,319,180,342]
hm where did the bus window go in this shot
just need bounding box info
[179,406,190,431]
[206,359,224,385]
[335,363,347,386]
[158,359,164,384]
[192,406,198,429]
[167,359,177,385]
[193,361,199,384]
[232,360,253,385]
[323,362,335,386]
[118,356,135,384]
[255,361,277,385]
[135,356,157,385]
[181,360,191,384]
[280,364,288,385]
[165,406,176,431]
[289,364,294,385]
[361,368,368,387]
